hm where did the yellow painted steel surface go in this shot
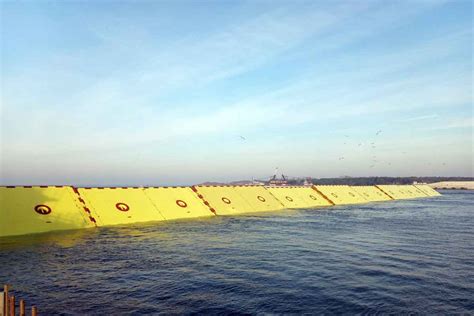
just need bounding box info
[77,188,165,226]
[291,187,333,207]
[143,187,215,220]
[375,185,405,199]
[313,185,367,205]
[264,187,310,208]
[376,185,425,199]
[193,186,254,215]
[350,186,393,202]
[407,185,429,198]
[0,186,94,237]
[232,186,285,212]
[414,184,441,196]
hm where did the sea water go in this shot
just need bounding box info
[1,190,473,314]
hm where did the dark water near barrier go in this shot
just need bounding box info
[1,190,473,315]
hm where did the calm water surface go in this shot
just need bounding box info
[1,190,473,314]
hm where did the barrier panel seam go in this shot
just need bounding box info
[372,186,395,200]
[311,186,336,205]
[141,189,174,220]
[72,187,98,226]
[191,186,218,215]
[375,185,396,199]
[262,188,286,207]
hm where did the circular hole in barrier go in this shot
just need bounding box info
[257,196,266,202]
[115,202,130,212]
[176,200,187,208]
[309,195,318,200]
[34,204,52,215]
[285,196,294,202]
[349,192,355,197]
[222,197,231,204]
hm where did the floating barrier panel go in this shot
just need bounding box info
[375,185,425,199]
[375,185,405,199]
[414,184,441,197]
[408,185,430,198]
[0,186,95,237]
[264,187,312,208]
[312,185,367,205]
[232,186,285,212]
[350,186,393,202]
[289,186,333,207]
[143,187,215,220]
[77,188,165,226]
[193,186,254,215]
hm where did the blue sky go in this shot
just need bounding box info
[1,0,472,185]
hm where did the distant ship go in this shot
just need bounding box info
[267,167,289,186]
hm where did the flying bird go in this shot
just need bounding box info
[239,135,246,141]
[376,130,382,136]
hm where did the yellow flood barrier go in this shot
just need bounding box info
[193,185,254,215]
[231,186,285,212]
[350,186,393,202]
[264,187,311,208]
[0,186,95,237]
[289,186,333,207]
[77,187,165,226]
[414,184,441,197]
[143,187,215,220]
[376,185,425,199]
[406,185,429,198]
[375,185,405,199]
[312,185,367,205]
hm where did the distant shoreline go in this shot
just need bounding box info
[429,181,474,190]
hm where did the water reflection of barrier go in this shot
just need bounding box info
[0,184,441,237]
[1,284,37,316]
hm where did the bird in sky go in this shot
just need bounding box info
[376,130,382,135]
[239,135,246,141]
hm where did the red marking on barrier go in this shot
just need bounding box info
[83,206,91,213]
[34,204,52,215]
[204,201,210,206]
[176,200,187,208]
[72,187,80,194]
[257,196,266,202]
[285,196,294,202]
[89,216,96,223]
[191,187,198,192]
[222,197,231,204]
[78,198,85,204]
[115,202,130,212]
[210,208,217,214]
